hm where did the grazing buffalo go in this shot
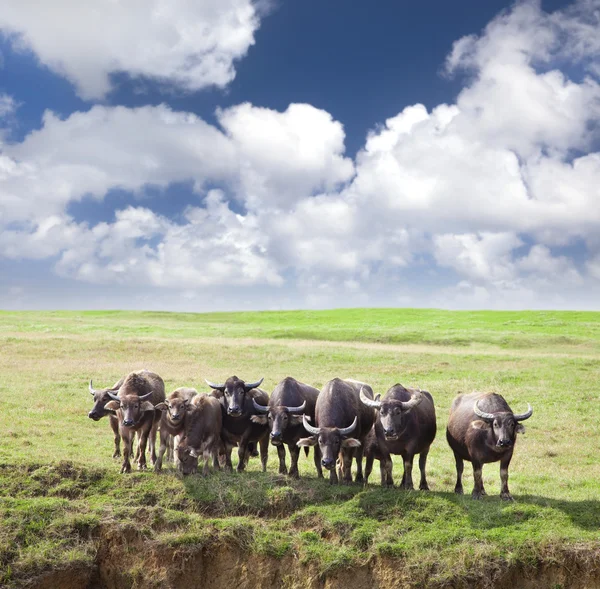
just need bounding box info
[251,376,322,478]
[446,392,533,500]
[104,370,165,473]
[88,375,126,458]
[298,378,376,484]
[153,387,198,472]
[206,376,269,472]
[360,384,436,490]
[177,394,223,476]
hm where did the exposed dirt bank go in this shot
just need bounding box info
[17,525,600,589]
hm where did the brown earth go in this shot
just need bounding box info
[16,525,600,589]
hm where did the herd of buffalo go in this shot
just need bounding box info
[87,370,533,500]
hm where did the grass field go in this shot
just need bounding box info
[0,309,599,588]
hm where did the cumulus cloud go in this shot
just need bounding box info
[2,0,600,309]
[0,0,262,99]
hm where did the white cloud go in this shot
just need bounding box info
[0,0,262,99]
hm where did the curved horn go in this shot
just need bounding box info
[338,416,358,436]
[244,377,264,392]
[138,391,153,402]
[302,414,320,436]
[513,404,533,421]
[205,379,226,392]
[473,400,495,422]
[284,400,306,414]
[359,386,381,409]
[89,380,96,396]
[400,391,423,411]
[252,398,269,413]
[107,391,121,402]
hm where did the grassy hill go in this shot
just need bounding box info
[0,309,599,588]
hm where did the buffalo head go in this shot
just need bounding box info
[205,375,263,417]
[105,390,155,428]
[251,399,306,445]
[87,380,118,421]
[473,400,533,449]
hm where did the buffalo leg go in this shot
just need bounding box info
[354,446,364,484]
[120,429,133,474]
[277,445,288,475]
[109,415,121,458]
[453,452,464,495]
[364,452,374,486]
[237,441,248,472]
[341,448,353,484]
[288,445,301,478]
[154,428,169,472]
[313,446,323,479]
[471,460,486,499]
[400,453,415,490]
[329,465,339,485]
[259,436,269,473]
[499,451,514,501]
[419,447,430,491]
[137,428,150,470]
[223,443,234,472]
[148,417,159,466]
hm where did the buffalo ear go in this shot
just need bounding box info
[250,415,268,425]
[210,389,224,400]
[290,415,304,425]
[516,423,526,434]
[341,438,361,448]
[155,402,167,411]
[471,420,489,430]
[297,437,317,447]
[105,400,120,411]
[141,401,155,413]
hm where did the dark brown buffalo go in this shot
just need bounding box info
[446,391,533,500]
[153,387,198,472]
[360,384,436,489]
[298,378,376,484]
[104,370,165,473]
[88,375,126,458]
[251,376,322,478]
[177,394,223,475]
[205,375,269,472]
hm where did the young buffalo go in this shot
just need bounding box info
[177,394,223,476]
[153,387,198,472]
[446,392,533,500]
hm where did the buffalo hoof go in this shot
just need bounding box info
[419,483,430,491]
[471,490,486,500]
[399,482,415,491]
[355,474,364,484]
[279,467,288,475]
[289,470,299,479]
[120,464,131,474]
[454,485,464,495]
[113,451,121,459]
[500,492,514,502]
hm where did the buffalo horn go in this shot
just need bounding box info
[302,414,320,435]
[473,400,495,422]
[513,404,533,421]
[89,380,96,396]
[401,391,423,411]
[359,386,381,409]
[107,391,121,402]
[252,398,269,413]
[138,391,153,402]
[284,400,306,414]
[338,416,358,436]
[244,377,264,392]
[205,379,226,392]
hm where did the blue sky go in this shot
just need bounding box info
[1,0,599,311]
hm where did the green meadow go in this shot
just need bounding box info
[0,309,599,587]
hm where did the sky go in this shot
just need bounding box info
[1,0,599,312]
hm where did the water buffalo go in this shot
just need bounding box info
[251,376,322,478]
[205,375,269,472]
[87,375,126,458]
[360,384,436,490]
[153,387,198,472]
[177,394,223,476]
[297,378,376,484]
[104,370,165,473]
[446,391,533,500]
